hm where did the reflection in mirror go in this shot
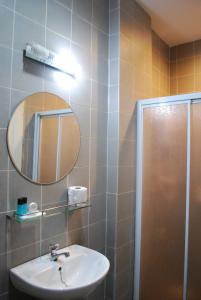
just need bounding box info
[8,92,80,185]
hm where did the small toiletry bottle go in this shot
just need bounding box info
[17,197,28,215]
[21,197,28,215]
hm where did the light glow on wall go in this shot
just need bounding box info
[53,49,82,89]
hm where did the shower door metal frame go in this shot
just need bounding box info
[134,93,201,300]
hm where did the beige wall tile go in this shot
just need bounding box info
[170,61,177,78]
[177,41,194,59]
[170,40,201,95]
[177,58,194,77]
[170,78,177,94]
[195,40,201,56]
[177,75,195,94]
[195,56,201,73]
[170,46,177,61]
[195,73,201,91]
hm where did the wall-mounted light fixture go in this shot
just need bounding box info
[24,43,80,79]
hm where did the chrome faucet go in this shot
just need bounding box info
[49,243,70,261]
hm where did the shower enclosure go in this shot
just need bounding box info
[134,93,201,300]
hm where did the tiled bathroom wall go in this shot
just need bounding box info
[106,1,171,299]
[106,0,120,299]
[152,31,170,97]
[170,40,201,94]
[0,1,108,299]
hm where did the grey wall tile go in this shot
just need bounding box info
[91,81,108,112]
[109,33,119,59]
[46,29,70,53]
[92,27,108,60]
[108,111,119,139]
[71,43,92,80]
[116,267,132,299]
[91,109,107,138]
[0,173,7,213]
[107,165,118,194]
[56,0,72,9]
[90,137,107,166]
[0,0,14,9]
[0,47,11,87]
[70,78,91,107]
[72,13,91,51]
[106,271,115,300]
[89,220,106,251]
[0,293,8,300]
[7,242,40,268]
[116,242,132,274]
[70,103,90,137]
[43,67,71,95]
[106,247,115,274]
[92,55,108,85]
[68,166,89,191]
[93,0,109,33]
[0,87,10,128]
[0,1,110,300]
[9,171,41,210]
[16,0,46,25]
[117,192,134,221]
[7,218,40,251]
[12,51,44,92]
[14,14,45,51]
[0,130,8,171]
[88,282,105,300]
[0,253,8,295]
[107,138,118,166]
[73,0,92,21]
[43,80,70,104]
[107,193,117,220]
[10,89,29,116]
[68,226,88,247]
[110,59,119,85]
[108,86,119,113]
[42,178,67,207]
[107,217,116,248]
[110,0,120,10]
[75,137,90,168]
[90,165,107,196]
[89,194,106,224]
[68,208,89,231]
[116,217,132,247]
[42,213,67,240]
[110,8,119,34]
[0,214,6,253]
[47,0,71,38]
[0,6,13,48]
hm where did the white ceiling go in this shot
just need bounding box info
[136,0,201,46]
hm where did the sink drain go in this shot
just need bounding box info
[58,266,68,287]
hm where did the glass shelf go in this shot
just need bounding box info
[6,202,91,223]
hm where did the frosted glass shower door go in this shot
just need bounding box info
[187,102,201,300]
[135,103,189,300]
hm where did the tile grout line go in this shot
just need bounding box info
[87,0,94,251]
[7,0,16,214]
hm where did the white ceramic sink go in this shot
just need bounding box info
[10,245,110,299]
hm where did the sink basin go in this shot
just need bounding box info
[10,245,110,299]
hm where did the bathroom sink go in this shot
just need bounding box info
[10,245,110,299]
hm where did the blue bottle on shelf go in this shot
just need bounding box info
[17,197,28,215]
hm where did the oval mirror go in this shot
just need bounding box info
[7,92,80,185]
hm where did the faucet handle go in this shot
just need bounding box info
[49,243,60,251]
